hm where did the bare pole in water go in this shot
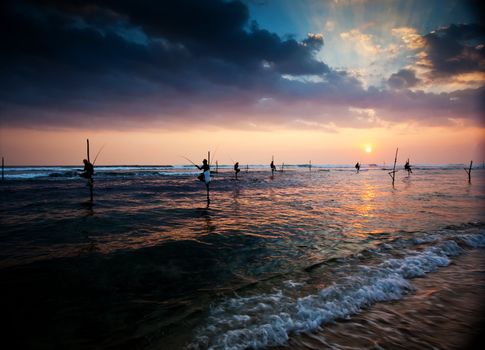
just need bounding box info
[215,160,218,174]
[281,162,284,172]
[206,151,210,205]
[87,139,93,203]
[246,164,249,173]
[1,157,4,181]
[309,160,312,172]
[464,160,473,184]
[388,148,398,188]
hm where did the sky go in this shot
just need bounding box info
[0,0,484,165]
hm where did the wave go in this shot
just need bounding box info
[2,164,482,181]
[188,232,484,350]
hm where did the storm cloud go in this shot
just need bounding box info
[388,69,420,90]
[0,0,483,130]
[422,23,485,77]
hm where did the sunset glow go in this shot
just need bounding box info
[1,2,485,350]
[0,0,483,165]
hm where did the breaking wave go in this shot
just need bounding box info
[188,233,483,350]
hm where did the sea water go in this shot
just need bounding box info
[0,165,484,349]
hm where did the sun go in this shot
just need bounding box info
[365,145,372,153]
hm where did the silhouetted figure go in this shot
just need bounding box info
[80,159,94,180]
[404,159,412,175]
[197,159,211,204]
[355,162,360,173]
[234,162,240,180]
[270,160,276,174]
[80,158,94,203]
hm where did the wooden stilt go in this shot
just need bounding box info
[1,157,4,181]
[87,139,90,162]
[206,183,210,205]
[87,139,93,203]
[309,160,311,172]
[207,151,211,205]
[464,160,473,184]
[281,162,284,172]
[388,148,398,187]
[215,160,218,173]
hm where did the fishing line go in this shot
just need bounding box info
[92,144,106,165]
[180,155,198,168]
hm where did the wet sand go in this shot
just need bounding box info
[281,249,485,350]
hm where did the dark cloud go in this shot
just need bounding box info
[0,0,483,130]
[388,69,420,89]
[422,23,485,77]
[0,0,333,128]
[387,69,419,89]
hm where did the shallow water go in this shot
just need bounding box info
[0,165,484,349]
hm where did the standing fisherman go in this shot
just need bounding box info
[270,160,276,175]
[404,159,412,175]
[355,162,360,173]
[80,159,94,180]
[80,158,94,203]
[197,159,211,204]
[234,162,240,180]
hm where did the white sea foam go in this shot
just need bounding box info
[188,240,467,350]
[283,280,305,288]
[5,173,52,179]
[460,232,485,247]
[158,171,199,176]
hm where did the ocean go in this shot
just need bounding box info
[1,164,484,349]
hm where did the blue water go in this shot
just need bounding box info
[0,165,484,349]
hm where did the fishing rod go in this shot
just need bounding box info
[209,145,220,167]
[92,144,106,165]
[180,155,199,168]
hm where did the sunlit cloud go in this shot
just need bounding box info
[340,29,383,55]
[0,0,483,164]
[391,27,426,50]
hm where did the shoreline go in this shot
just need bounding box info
[278,248,485,350]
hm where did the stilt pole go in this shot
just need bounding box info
[87,139,93,203]
[87,139,90,162]
[1,157,4,181]
[206,183,210,206]
[388,148,398,188]
[465,160,473,184]
[309,160,311,172]
[207,151,211,205]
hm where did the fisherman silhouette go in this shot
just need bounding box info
[234,162,240,180]
[197,159,210,182]
[80,159,94,180]
[404,159,412,175]
[196,159,211,204]
[355,162,361,173]
[270,160,276,174]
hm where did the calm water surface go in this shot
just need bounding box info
[1,165,484,349]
